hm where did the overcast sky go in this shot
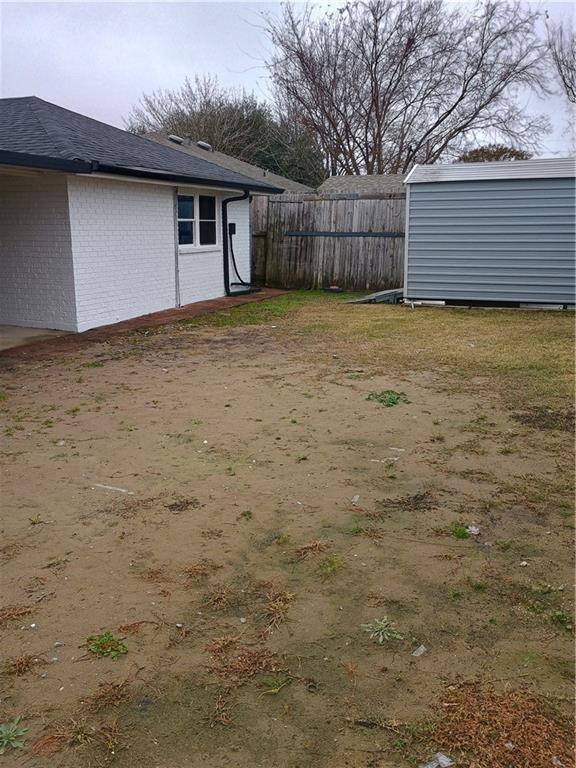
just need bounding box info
[0,1,573,157]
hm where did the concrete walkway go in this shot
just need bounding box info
[0,289,288,360]
[0,325,68,353]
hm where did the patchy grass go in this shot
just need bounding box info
[317,555,345,579]
[366,390,411,407]
[85,631,128,660]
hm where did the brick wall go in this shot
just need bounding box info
[68,176,176,332]
[0,172,77,330]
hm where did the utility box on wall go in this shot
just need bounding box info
[404,158,575,306]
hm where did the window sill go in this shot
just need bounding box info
[178,245,221,255]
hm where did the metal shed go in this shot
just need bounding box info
[403,158,575,305]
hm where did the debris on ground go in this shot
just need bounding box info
[412,644,427,657]
[466,525,480,536]
[419,753,454,768]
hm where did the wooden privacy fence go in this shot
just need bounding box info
[251,191,406,291]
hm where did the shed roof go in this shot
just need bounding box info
[0,97,283,193]
[317,174,405,195]
[405,157,576,184]
[148,133,312,193]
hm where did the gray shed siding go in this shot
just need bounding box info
[405,177,575,304]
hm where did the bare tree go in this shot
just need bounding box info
[547,19,576,104]
[456,144,532,162]
[265,0,550,174]
[125,75,325,186]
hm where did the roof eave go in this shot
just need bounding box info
[97,163,284,194]
[0,150,95,173]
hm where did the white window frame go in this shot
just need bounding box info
[177,189,220,254]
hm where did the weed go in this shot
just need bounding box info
[240,510,253,520]
[366,390,410,407]
[0,717,27,754]
[0,391,7,402]
[318,555,345,579]
[81,360,105,368]
[66,406,80,416]
[294,539,330,560]
[468,580,488,593]
[85,631,128,660]
[551,610,573,632]
[450,587,463,600]
[361,617,403,644]
[450,522,470,539]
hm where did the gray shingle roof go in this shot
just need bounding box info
[148,133,313,194]
[0,97,283,193]
[317,174,405,196]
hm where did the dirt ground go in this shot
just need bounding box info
[1,293,574,768]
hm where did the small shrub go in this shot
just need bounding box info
[85,632,128,660]
[361,617,403,644]
[450,523,470,540]
[81,361,104,368]
[367,390,410,407]
[0,717,27,754]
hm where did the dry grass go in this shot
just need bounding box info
[82,679,132,712]
[209,690,234,727]
[260,584,294,633]
[117,619,160,635]
[284,298,574,409]
[182,559,222,582]
[205,584,238,610]
[206,635,285,684]
[201,528,224,539]
[4,654,40,676]
[433,684,574,768]
[293,539,331,561]
[0,604,33,626]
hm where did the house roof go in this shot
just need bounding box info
[317,174,405,196]
[0,97,284,193]
[405,158,576,184]
[148,133,313,194]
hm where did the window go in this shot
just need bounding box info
[177,195,194,245]
[177,193,217,247]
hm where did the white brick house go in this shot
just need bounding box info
[0,97,282,332]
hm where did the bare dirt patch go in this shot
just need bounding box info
[0,294,573,766]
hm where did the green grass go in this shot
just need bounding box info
[366,390,410,407]
[86,632,128,660]
[179,291,357,330]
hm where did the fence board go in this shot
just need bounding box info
[251,192,406,291]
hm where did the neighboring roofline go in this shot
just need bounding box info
[95,163,284,194]
[146,133,297,193]
[405,157,576,184]
[0,150,284,193]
